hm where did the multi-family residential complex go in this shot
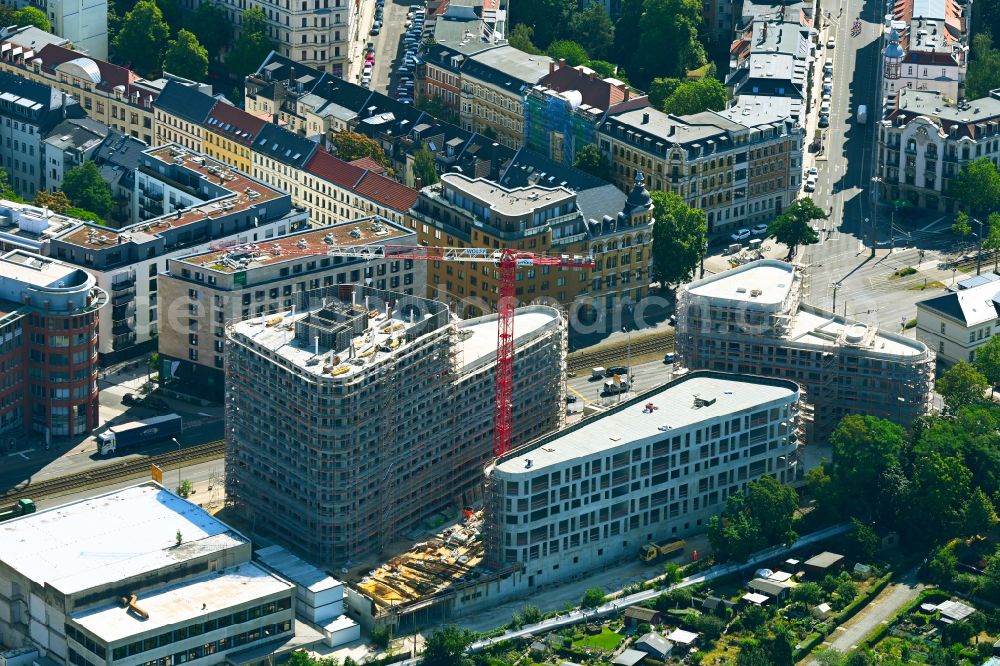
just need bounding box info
[407,170,652,315]
[727,6,810,107]
[880,0,969,105]
[225,285,566,563]
[877,88,1000,211]
[0,69,85,199]
[158,217,423,399]
[41,117,109,192]
[916,273,1000,367]
[0,247,105,439]
[0,145,307,361]
[0,483,299,665]
[6,0,107,57]
[483,371,801,588]
[676,260,935,435]
[0,36,211,146]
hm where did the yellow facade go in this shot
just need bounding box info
[203,130,254,174]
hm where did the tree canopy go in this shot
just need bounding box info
[422,626,474,666]
[185,3,231,61]
[650,190,706,287]
[113,0,170,75]
[62,162,113,218]
[767,197,824,259]
[573,144,612,181]
[225,8,275,80]
[507,23,542,55]
[661,77,728,115]
[14,6,51,31]
[163,29,209,81]
[936,361,989,414]
[951,157,1000,216]
[412,144,439,186]
[966,33,1000,100]
[331,131,390,168]
[569,4,614,61]
[630,0,705,88]
[506,0,575,49]
[708,476,798,562]
[827,415,906,520]
[975,335,1000,393]
[546,40,589,67]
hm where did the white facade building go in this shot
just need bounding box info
[483,371,801,589]
[916,273,1000,367]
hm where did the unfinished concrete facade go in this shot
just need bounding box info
[676,260,934,437]
[225,286,565,565]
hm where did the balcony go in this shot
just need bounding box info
[112,318,136,335]
[111,293,135,308]
[112,302,135,319]
[111,276,135,291]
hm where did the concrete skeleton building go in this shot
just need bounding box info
[675,260,935,436]
[0,247,105,439]
[915,272,1000,367]
[877,88,1000,212]
[158,216,423,400]
[0,483,299,666]
[225,285,566,564]
[483,371,801,590]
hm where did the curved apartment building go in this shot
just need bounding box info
[676,260,934,437]
[225,286,565,564]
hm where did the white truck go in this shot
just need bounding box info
[603,378,631,395]
[857,104,867,124]
[591,367,606,379]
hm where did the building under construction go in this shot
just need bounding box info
[675,260,934,437]
[224,285,565,565]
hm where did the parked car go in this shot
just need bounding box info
[822,83,832,94]
[818,114,829,127]
[731,228,752,242]
[370,26,380,35]
[752,223,769,236]
[820,100,831,114]
[827,36,836,48]
[142,395,171,411]
[807,166,818,177]
[122,393,139,406]
[664,352,676,364]
[804,174,817,192]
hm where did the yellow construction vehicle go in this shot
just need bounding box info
[640,539,686,563]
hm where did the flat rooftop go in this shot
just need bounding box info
[440,173,575,217]
[0,250,87,287]
[176,218,410,273]
[789,306,925,357]
[687,260,796,305]
[457,307,560,370]
[57,146,284,249]
[71,562,292,643]
[0,483,246,595]
[495,372,798,473]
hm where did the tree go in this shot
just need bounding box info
[791,582,823,605]
[185,2,231,60]
[34,190,72,214]
[813,649,845,666]
[163,29,209,81]
[573,144,612,181]
[707,510,762,562]
[612,0,643,66]
[744,476,797,546]
[587,60,627,81]
[911,451,973,538]
[13,6,51,31]
[766,625,795,666]
[66,207,105,224]
[828,415,906,520]
[113,0,170,75]
[507,23,542,55]
[176,479,193,497]
[225,8,274,80]
[546,40,589,67]
[506,0,575,48]
[951,156,1000,217]
[412,144,439,186]
[569,3,614,60]
[648,77,682,109]
[975,335,1000,394]
[156,0,182,30]
[62,162,113,218]
[581,587,605,608]
[631,0,705,88]
[650,190,707,287]
[662,560,681,584]
[964,487,998,536]
[332,131,390,168]
[966,33,1000,100]
[952,210,973,238]
[691,613,725,641]
[846,518,879,563]
[936,361,989,414]
[0,4,16,27]
[767,197,824,259]
[662,77,728,115]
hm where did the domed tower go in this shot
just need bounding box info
[884,29,904,80]
[621,171,653,225]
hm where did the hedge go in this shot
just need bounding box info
[860,588,945,648]
[793,573,893,662]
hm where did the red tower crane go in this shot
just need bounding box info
[210,238,594,457]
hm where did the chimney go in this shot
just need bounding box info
[61,92,68,119]
[558,58,566,69]
[549,60,555,74]
[589,70,596,81]
[623,87,630,101]
[642,112,650,124]
[415,177,423,190]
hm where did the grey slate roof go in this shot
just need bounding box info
[253,124,319,168]
[153,79,218,124]
[919,284,1000,326]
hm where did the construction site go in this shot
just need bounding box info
[675,259,935,437]
[224,285,566,570]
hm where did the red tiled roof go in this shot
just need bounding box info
[350,156,388,175]
[34,43,157,105]
[305,148,366,189]
[539,63,629,111]
[204,101,268,145]
[354,172,419,213]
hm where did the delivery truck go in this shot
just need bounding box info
[97,413,182,456]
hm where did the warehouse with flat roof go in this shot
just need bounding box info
[483,371,801,589]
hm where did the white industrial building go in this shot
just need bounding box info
[0,483,304,666]
[483,371,801,589]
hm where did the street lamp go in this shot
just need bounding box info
[832,281,843,313]
[973,218,985,276]
[172,437,181,491]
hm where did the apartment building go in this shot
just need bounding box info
[41,117,109,192]
[676,260,935,436]
[0,38,210,146]
[881,0,969,106]
[158,217,423,399]
[202,100,268,174]
[483,371,801,586]
[90,131,147,227]
[153,79,227,152]
[0,70,85,200]
[407,171,652,315]
[35,145,307,361]
[0,483,298,665]
[727,9,810,106]
[225,286,566,563]
[916,273,1000,367]
[0,247,104,439]
[6,0,107,58]
[877,88,1000,212]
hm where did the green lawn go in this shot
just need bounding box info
[574,628,625,651]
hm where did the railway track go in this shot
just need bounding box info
[1,439,226,502]
[566,332,675,373]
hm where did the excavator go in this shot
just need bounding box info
[639,539,686,563]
